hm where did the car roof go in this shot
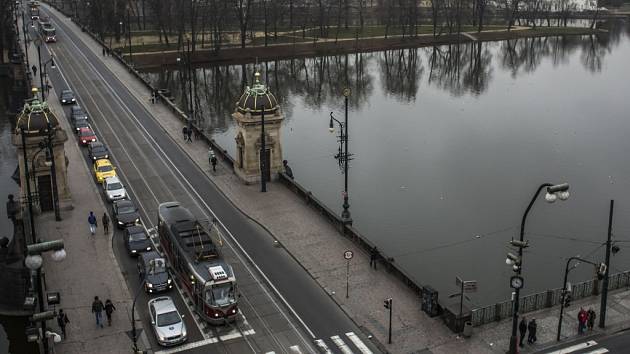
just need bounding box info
[125,225,145,234]
[115,199,134,208]
[79,127,94,133]
[149,296,177,314]
[140,251,161,261]
[95,159,112,166]
[89,141,104,148]
[104,176,120,184]
[71,106,82,111]
[61,89,73,94]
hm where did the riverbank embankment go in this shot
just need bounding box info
[127,26,604,69]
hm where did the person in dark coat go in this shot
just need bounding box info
[283,160,294,179]
[369,246,379,270]
[527,319,537,344]
[92,296,104,328]
[102,212,109,235]
[587,308,596,330]
[210,153,218,172]
[56,309,69,338]
[519,317,528,347]
[104,299,116,326]
[186,127,193,142]
[182,126,188,141]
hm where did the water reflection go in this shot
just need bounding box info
[140,22,630,304]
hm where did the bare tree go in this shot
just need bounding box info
[234,0,253,48]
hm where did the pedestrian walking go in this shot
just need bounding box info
[56,309,69,339]
[369,246,378,270]
[102,212,109,235]
[88,211,97,235]
[102,47,106,56]
[92,296,105,328]
[186,127,193,142]
[578,307,587,334]
[519,317,527,347]
[209,149,218,172]
[182,126,188,141]
[587,308,596,330]
[527,319,537,344]
[283,160,294,179]
[104,299,116,326]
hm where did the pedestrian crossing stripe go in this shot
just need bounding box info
[315,339,332,353]
[582,349,609,354]
[330,335,354,354]
[345,332,373,354]
[289,345,304,354]
[545,340,598,354]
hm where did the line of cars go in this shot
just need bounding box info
[60,90,186,346]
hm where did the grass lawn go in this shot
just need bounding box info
[293,25,510,39]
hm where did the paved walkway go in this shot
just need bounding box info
[21,16,150,353]
[41,4,630,353]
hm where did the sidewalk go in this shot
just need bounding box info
[42,4,630,353]
[21,16,150,353]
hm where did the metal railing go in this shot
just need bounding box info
[471,270,630,326]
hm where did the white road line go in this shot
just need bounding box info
[314,339,333,354]
[289,345,304,354]
[330,335,354,354]
[545,340,598,354]
[265,352,277,354]
[51,8,316,343]
[345,332,372,354]
[581,349,609,354]
[153,338,220,354]
[45,5,314,349]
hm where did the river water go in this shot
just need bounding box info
[140,21,630,306]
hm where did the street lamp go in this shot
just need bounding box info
[131,274,146,353]
[556,256,606,340]
[260,103,267,193]
[41,55,56,100]
[507,182,570,354]
[25,239,66,354]
[328,88,352,223]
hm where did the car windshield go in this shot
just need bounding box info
[79,130,93,137]
[156,310,180,327]
[129,232,147,242]
[205,282,235,307]
[118,206,135,214]
[148,259,166,274]
[98,165,113,172]
[93,146,106,153]
[107,182,122,190]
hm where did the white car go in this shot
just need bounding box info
[103,176,127,202]
[148,296,187,346]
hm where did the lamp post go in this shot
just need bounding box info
[131,275,145,353]
[127,9,132,65]
[260,103,267,193]
[22,11,30,69]
[507,182,570,354]
[118,21,123,44]
[35,39,44,100]
[43,123,61,221]
[556,256,606,341]
[328,88,352,223]
[20,128,37,244]
[25,239,66,354]
[40,55,56,100]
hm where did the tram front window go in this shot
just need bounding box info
[206,283,235,307]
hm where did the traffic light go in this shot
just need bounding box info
[383,298,392,310]
[562,291,572,308]
[597,263,608,280]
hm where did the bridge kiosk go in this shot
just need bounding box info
[13,89,71,214]
[232,71,284,185]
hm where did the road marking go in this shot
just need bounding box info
[44,5,315,349]
[330,335,354,354]
[345,332,372,354]
[545,340,598,354]
[314,339,333,354]
[153,337,220,354]
[289,345,304,353]
[581,349,609,354]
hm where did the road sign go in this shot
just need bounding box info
[344,250,353,260]
[463,280,478,293]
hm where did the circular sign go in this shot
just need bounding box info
[510,275,524,289]
[342,88,351,97]
[344,250,354,260]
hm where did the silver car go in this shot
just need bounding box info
[148,296,187,346]
[103,176,127,202]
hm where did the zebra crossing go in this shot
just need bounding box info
[543,340,610,354]
[266,332,373,354]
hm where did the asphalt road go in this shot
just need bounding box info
[538,329,630,353]
[30,4,380,354]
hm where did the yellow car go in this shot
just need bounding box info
[94,159,117,183]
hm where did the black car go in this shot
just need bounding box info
[69,106,88,121]
[59,90,76,105]
[88,141,109,161]
[70,107,89,133]
[72,118,89,133]
[113,199,141,229]
[124,225,152,256]
[137,251,173,293]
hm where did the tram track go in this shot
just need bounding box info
[38,7,316,353]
